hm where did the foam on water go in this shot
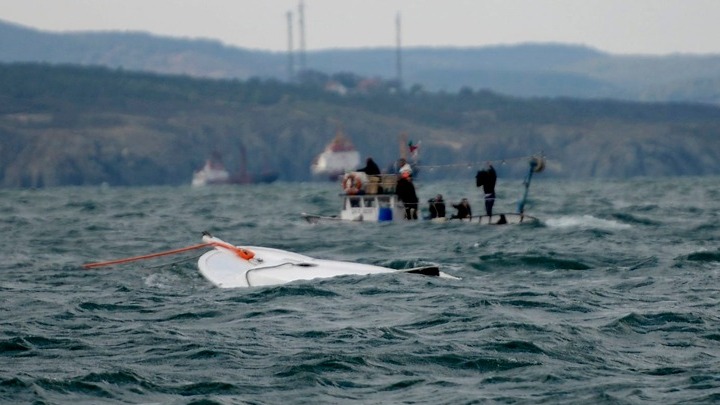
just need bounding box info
[544,214,633,230]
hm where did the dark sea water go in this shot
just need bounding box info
[2,176,720,404]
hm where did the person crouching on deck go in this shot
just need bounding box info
[428,194,446,219]
[451,198,472,220]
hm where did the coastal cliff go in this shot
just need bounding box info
[2,64,719,187]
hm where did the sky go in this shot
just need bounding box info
[2,0,720,55]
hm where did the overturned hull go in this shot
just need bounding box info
[198,235,458,288]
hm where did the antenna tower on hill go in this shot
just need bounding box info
[298,0,307,72]
[286,10,294,81]
[396,12,403,89]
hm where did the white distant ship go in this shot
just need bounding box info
[310,130,361,180]
[192,157,230,186]
[192,149,279,187]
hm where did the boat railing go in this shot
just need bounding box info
[365,174,397,195]
[340,173,398,196]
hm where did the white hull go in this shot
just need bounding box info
[301,173,538,225]
[311,150,361,178]
[192,170,230,186]
[304,211,539,225]
[192,161,230,186]
[310,130,361,179]
[303,194,406,223]
[198,235,457,288]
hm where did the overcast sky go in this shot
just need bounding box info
[2,0,720,55]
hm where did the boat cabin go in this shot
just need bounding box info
[340,194,405,222]
[339,174,406,222]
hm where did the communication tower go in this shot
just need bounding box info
[396,12,403,89]
[286,11,294,81]
[298,0,307,72]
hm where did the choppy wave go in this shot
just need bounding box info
[2,178,720,404]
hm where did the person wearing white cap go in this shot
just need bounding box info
[397,158,413,176]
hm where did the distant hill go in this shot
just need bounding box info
[2,19,720,105]
[2,63,720,188]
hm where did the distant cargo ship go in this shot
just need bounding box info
[310,129,361,181]
[192,158,231,186]
[192,148,278,187]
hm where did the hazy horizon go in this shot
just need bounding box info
[2,0,720,56]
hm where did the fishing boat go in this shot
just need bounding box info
[198,233,458,288]
[310,129,361,181]
[302,190,538,225]
[302,156,545,225]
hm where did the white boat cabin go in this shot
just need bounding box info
[340,194,405,222]
[339,173,406,222]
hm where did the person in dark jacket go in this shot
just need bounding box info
[428,194,446,219]
[451,198,472,219]
[475,162,497,217]
[396,172,419,220]
[357,157,381,175]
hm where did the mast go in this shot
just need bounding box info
[399,132,408,159]
[517,156,545,214]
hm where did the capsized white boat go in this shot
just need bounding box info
[198,233,458,288]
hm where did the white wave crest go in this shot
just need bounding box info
[544,215,632,230]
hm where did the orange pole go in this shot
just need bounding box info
[206,240,255,260]
[83,243,213,269]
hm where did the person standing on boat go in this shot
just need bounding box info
[396,171,419,220]
[428,194,446,219]
[475,162,497,217]
[357,157,381,175]
[451,198,472,219]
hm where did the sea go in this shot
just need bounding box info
[2,176,720,404]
